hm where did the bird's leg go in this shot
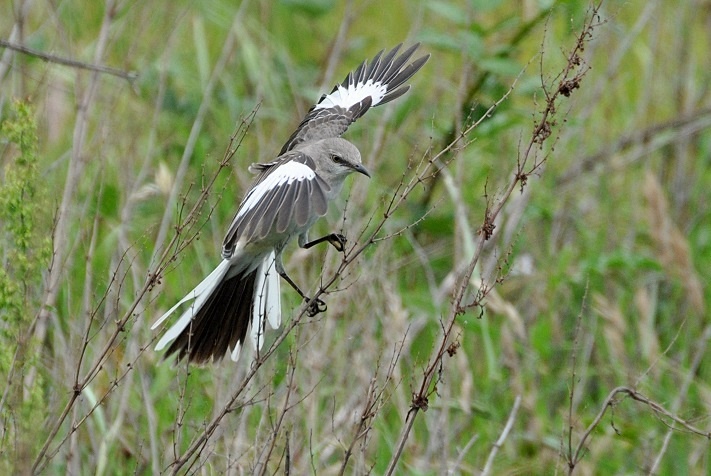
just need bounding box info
[302,233,347,252]
[275,258,327,317]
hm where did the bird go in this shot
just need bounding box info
[152,43,429,364]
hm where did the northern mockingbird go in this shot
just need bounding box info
[152,43,429,364]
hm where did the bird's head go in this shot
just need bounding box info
[305,137,371,182]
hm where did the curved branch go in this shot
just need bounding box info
[0,39,137,83]
[570,386,711,472]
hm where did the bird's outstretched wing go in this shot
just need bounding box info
[279,43,430,155]
[221,152,330,259]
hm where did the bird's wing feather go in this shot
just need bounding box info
[279,43,430,154]
[222,152,330,258]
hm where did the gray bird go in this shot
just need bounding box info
[152,43,429,364]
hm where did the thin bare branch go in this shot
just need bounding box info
[385,3,603,473]
[0,39,137,84]
[571,386,711,472]
[31,104,256,475]
[481,394,522,476]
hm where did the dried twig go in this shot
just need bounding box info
[570,386,711,473]
[31,108,255,475]
[481,395,522,476]
[0,39,137,84]
[383,3,603,473]
[566,282,589,466]
[649,323,711,472]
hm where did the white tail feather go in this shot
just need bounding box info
[153,259,231,351]
[265,257,281,329]
[251,259,267,351]
[230,341,242,362]
[250,251,282,351]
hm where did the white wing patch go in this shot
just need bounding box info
[315,79,388,111]
[236,161,315,220]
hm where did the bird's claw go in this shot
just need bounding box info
[328,233,347,253]
[306,297,327,317]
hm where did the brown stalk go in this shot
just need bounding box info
[383,3,603,473]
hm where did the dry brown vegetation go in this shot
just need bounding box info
[1,0,710,474]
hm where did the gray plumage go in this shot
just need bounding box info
[221,139,367,258]
[152,44,429,365]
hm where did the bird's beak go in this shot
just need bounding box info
[352,163,371,178]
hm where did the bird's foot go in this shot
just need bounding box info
[306,297,327,317]
[327,233,347,252]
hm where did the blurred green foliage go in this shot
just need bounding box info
[0,100,51,474]
[1,0,710,474]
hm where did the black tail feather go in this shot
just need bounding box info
[166,268,257,364]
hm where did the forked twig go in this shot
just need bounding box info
[569,386,711,474]
[31,110,256,475]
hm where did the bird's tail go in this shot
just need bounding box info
[152,251,282,364]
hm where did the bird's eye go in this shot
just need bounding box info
[331,154,343,163]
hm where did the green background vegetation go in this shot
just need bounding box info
[1,0,710,474]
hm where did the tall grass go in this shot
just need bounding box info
[1,0,710,474]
